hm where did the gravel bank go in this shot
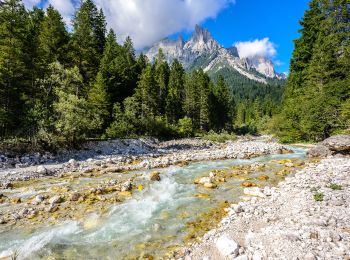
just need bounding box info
[0,137,289,184]
[185,156,350,260]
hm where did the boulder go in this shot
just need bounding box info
[49,195,63,205]
[36,165,48,175]
[203,182,217,189]
[215,234,239,257]
[150,171,161,181]
[121,180,132,191]
[198,177,212,184]
[321,135,350,153]
[307,145,332,158]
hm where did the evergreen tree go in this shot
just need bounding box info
[166,59,185,124]
[276,0,350,142]
[38,5,69,66]
[87,72,110,134]
[135,65,158,122]
[69,0,106,86]
[0,0,28,136]
[154,49,170,115]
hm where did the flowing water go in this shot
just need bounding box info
[0,147,306,259]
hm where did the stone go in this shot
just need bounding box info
[69,192,81,202]
[68,159,78,166]
[36,165,48,175]
[121,180,132,191]
[150,171,161,181]
[49,195,63,205]
[203,182,217,189]
[215,235,239,257]
[321,135,350,153]
[307,145,332,158]
[33,195,45,204]
[198,177,212,185]
[303,252,316,260]
[241,182,257,187]
[243,187,265,198]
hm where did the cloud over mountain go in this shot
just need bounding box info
[235,38,276,59]
[23,0,235,49]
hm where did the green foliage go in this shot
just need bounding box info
[275,0,350,142]
[54,91,98,144]
[177,117,193,137]
[329,183,342,191]
[106,103,135,138]
[201,130,237,143]
[313,192,324,202]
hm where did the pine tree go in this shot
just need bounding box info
[210,75,234,130]
[38,5,69,66]
[69,0,106,86]
[166,59,185,124]
[87,72,110,134]
[0,0,28,136]
[134,65,158,124]
[154,49,170,115]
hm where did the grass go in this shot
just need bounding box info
[313,192,324,202]
[329,183,342,190]
[200,131,237,143]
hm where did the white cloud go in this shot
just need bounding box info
[24,0,234,49]
[45,0,77,25]
[235,38,277,59]
[94,0,235,49]
[23,0,41,9]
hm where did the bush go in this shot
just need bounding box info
[329,183,342,190]
[201,130,237,143]
[313,192,324,202]
[177,117,193,137]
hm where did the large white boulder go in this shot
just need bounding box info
[215,234,239,257]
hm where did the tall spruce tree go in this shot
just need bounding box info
[69,0,106,86]
[0,0,28,136]
[154,49,170,115]
[38,5,69,67]
[276,0,350,142]
[166,59,185,124]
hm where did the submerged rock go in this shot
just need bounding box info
[150,171,161,181]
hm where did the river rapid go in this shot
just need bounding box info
[0,146,306,259]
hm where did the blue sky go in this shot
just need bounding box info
[24,0,310,73]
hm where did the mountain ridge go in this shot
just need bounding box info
[144,25,286,84]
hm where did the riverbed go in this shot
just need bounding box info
[0,144,306,260]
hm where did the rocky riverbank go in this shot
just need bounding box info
[184,137,350,260]
[0,136,290,185]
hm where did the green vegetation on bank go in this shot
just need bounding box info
[0,0,282,148]
[272,0,350,142]
[0,0,348,149]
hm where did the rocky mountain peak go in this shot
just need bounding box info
[144,25,283,83]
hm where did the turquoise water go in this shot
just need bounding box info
[0,147,306,259]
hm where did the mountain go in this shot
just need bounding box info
[144,25,286,84]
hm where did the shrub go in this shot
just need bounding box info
[202,130,237,143]
[329,183,342,190]
[313,192,324,202]
[177,117,193,137]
